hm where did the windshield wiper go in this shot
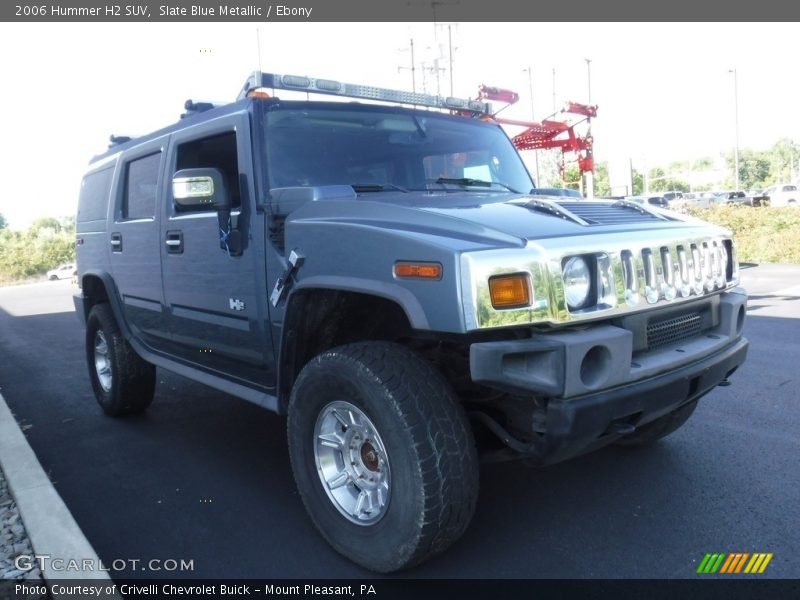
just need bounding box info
[351,183,410,193]
[433,177,519,194]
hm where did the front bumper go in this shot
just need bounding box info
[73,293,87,326]
[470,288,748,464]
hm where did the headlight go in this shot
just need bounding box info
[563,256,592,310]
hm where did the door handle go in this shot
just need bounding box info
[110,232,122,252]
[165,230,184,254]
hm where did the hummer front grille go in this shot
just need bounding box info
[619,239,733,309]
[462,230,740,330]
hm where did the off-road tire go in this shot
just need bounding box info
[615,400,699,447]
[86,303,155,416]
[287,342,479,573]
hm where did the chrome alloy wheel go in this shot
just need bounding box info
[93,330,112,392]
[313,400,391,526]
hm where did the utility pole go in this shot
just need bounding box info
[729,68,740,191]
[523,66,541,186]
[448,25,454,97]
[397,38,416,92]
[585,58,592,103]
[584,58,594,198]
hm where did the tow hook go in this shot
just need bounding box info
[608,422,636,435]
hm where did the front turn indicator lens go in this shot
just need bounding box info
[489,274,531,309]
[394,262,442,280]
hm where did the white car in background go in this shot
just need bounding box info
[763,184,798,207]
[46,263,77,281]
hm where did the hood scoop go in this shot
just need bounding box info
[513,198,589,225]
[556,200,673,225]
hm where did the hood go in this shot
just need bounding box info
[407,192,701,241]
[285,189,726,249]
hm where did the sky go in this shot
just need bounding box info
[1,22,798,228]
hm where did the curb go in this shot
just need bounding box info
[0,392,111,583]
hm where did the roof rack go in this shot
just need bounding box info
[237,71,492,115]
[108,134,136,147]
[181,99,222,119]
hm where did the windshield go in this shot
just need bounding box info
[264,104,534,194]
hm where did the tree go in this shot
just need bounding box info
[60,215,76,233]
[29,217,61,235]
[740,152,770,190]
[593,161,611,196]
[767,138,800,185]
[0,213,6,231]
[647,166,689,193]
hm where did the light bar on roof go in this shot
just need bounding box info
[238,71,491,115]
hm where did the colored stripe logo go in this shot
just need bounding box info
[697,553,773,574]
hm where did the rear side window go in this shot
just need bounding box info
[123,153,161,220]
[77,167,113,222]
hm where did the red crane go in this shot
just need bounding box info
[476,84,598,178]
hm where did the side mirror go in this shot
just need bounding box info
[172,168,230,210]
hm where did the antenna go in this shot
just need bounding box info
[255,28,263,90]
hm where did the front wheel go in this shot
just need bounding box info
[287,342,479,573]
[85,303,156,416]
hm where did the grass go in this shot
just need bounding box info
[687,205,800,264]
[0,274,49,287]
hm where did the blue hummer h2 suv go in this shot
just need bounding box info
[74,72,748,573]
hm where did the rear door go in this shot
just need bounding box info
[160,112,275,387]
[108,137,169,348]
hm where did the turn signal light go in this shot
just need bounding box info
[394,262,442,280]
[489,274,531,309]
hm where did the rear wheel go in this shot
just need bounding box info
[287,342,479,573]
[615,400,698,447]
[86,303,155,416]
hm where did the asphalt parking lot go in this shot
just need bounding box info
[0,266,798,579]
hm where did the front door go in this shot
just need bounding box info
[160,113,274,387]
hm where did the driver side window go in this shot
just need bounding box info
[174,132,241,211]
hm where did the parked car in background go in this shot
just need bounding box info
[696,192,720,208]
[761,184,799,207]
[668,193,696,212]
[662,191,685,203]
[750,189,769,207]
[529,187,583,199]
[47,263,77,281]
[625,195,670,209]
[722,191,749,206]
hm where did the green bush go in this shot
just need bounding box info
[687,205,800,264]
[0,222,76,284]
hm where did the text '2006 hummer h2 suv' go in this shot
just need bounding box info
[75,72,748,573]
